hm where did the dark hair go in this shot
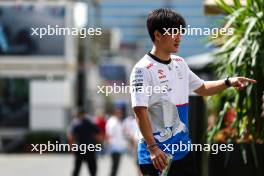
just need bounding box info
[146,8,186,42]
[77,107,86,115]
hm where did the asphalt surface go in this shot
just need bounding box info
[0,154,139,176]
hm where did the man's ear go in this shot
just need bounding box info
[154,30,162,42]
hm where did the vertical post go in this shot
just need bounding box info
[261,91,264,118]
[76,37,86,108]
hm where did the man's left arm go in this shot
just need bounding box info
[194,77,257,96]
[89,120,104,143]
[67,125,76,150]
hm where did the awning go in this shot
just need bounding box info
[204,0,246,15]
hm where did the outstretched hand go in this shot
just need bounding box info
[229,77,257,90]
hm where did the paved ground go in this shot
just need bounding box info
[0,154,139,176]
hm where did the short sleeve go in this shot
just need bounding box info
[130,67,150,107]
[91,123,100,134]
[86,118,100,134]
[105,118,116,136]
[188,66,204,92]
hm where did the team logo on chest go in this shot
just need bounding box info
[146,63,154,69]
[157,69,166,79]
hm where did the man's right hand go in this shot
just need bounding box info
[149,147,168,171]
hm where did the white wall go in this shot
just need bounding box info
[30,80,73,131]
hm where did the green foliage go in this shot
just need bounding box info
[208,0,264,143]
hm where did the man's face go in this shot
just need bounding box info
[78,112,86,119]
[155,30,181,53]
[161,32,181,53]
[115,109,123,119]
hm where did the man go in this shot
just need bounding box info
[130,8,257,176]
[123,114,141,176]
[67,108,102,176]
[106,108,127,176]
